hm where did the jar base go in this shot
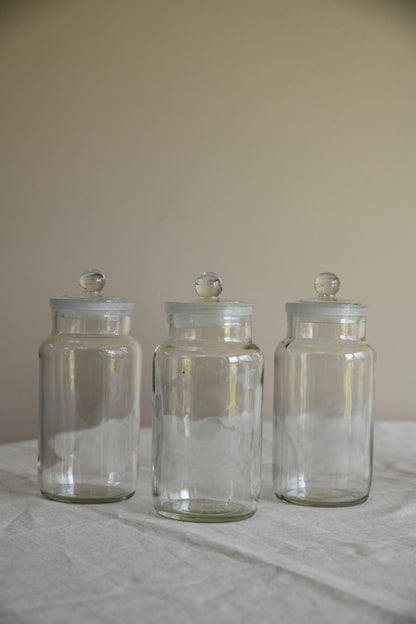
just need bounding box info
[276,488,369,508]
[41,484,135,504]
[155,498,256,523]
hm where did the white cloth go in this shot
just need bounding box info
[0,423,415,624]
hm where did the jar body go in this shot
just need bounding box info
[39,315,141,503]
[153,326,263,522]
[273,320,375,507]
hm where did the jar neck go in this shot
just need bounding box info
[288,317,367,340]
[53,312,131,335]
[167,320,253,343]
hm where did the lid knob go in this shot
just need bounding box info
[314,272,340,298]
[195,272,223,300]
[79,269,106,296]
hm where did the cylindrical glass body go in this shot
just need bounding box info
[39,312,141,503]
[153,317,263,522]
[273,316,375,506]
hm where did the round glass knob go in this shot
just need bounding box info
[195,272,223,299]
[79,269,106,295]
[314,272,340,298]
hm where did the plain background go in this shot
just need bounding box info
[1,0,415,443]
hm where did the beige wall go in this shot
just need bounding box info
[1,0,415,442]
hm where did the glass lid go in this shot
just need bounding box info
[50,269,134,315]
[286,272,367,322]
[165,272,253,327]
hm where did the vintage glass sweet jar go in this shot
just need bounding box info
[38,269,142,503]
[153,272,264,522]
[273,272,375,507]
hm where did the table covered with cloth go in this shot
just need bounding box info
[0,422,415,624]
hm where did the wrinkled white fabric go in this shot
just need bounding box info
[0,423,415,624]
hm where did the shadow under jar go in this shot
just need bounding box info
[39,269,142,503]
[273,272,375,507]
[153,272,264,522]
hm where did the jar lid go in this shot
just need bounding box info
[286,272,367,322]
[165,272,253,327]
[50,269,134,316]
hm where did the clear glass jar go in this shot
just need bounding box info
[273,272,375,507]
[153,272,264,522]
[39,269,142,503]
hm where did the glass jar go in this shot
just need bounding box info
[39,269,142,503]
[273,272,375,507]
[153,272,264,522]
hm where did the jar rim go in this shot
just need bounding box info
[165,301,254,328]
[50,296,134,315]
[286,301,367,322]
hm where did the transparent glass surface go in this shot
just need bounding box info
[39,313,141,503]
[273,319,375,507]
[153,322,263,522]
